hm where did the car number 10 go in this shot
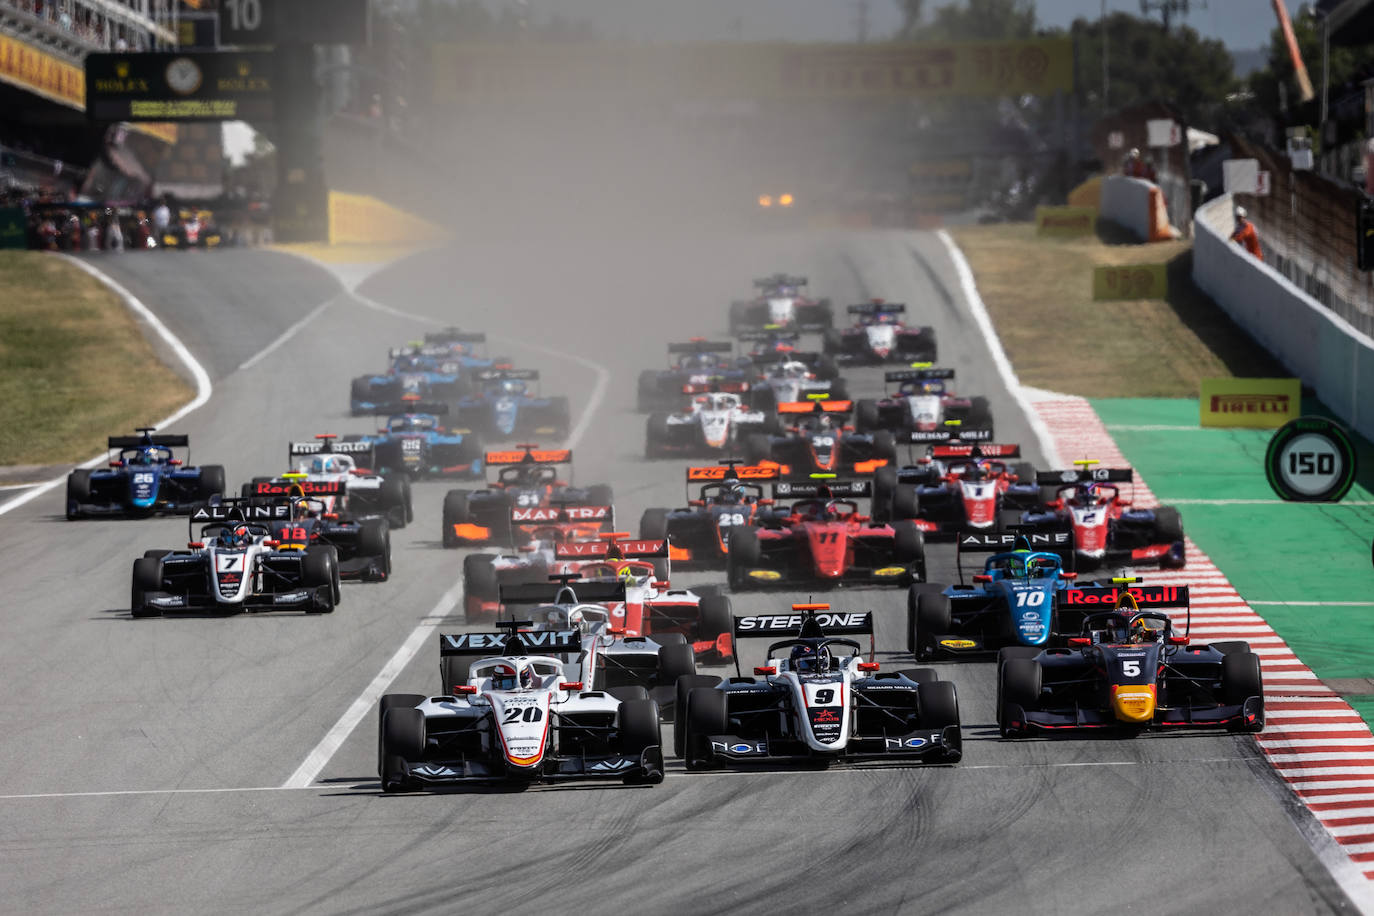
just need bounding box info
[1013,591,1046,607]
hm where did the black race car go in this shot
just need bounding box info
[639,462,785,569]
[854,368,993,438]
[264,494,392,582]
[823,302,936,365]
[67,429,225,519]
[744,400,896,477]
[728,275,834,335]
[636,340,751,413]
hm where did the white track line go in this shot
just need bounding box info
[237,296,339,371]
[280,281,611,790]
[936,230,1060,467]
[1164,499,1374,507]
[0,256,213,518]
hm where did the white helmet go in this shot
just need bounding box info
[1234,206,1247,220]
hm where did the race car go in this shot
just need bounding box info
[871,442,1038,533]
[349,345,475,416]
[639,463,785,569]
[636,340,752,413]
[728,274,834,336]
[645,389,777,459]
[442,445,613,548]
[736,330,840,365]
[377,622,665,791]
[361,402,484,480]
[130,503,340,618]
[725,479,926,590]
[744,400,895,476]
[450,369,571,441]
[854,368,993,438]
[159,210,222,249]
[997,580,1264,737]
[675,606,961,768]
[263,488,392,582]
[1009,462,1186,569]
[748,351,848,413]
[822,301,937,365]
[495,575,704,717]
[905,531,1077,661]
[67,428,225,519]
[242,434,413,529]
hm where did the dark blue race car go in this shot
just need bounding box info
[361,402,484,480]
[451,369,571,441]
[636,339,751,413]
[349,331,508,415]
[905,531,1079,661]
[67,428,225,519]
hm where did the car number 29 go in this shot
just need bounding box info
[717,513,746,528]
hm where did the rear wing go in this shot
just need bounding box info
[248,478,347,498]
[773,479,871,499]
[668,340,733,354]
[190,501,290,524]
[498,580,627,605]
[848,302,906,315]
[510,505,611,525]
[736,331,801,343]
[438,629,582,657]
[108,433,189,449]
[777,399,851,415]
[885,368,954,383]
[734,610,874,637]
[424,328,486,344]
[908,427,993,443]
[475,369,539,381]
[687,464,778,481]
[1036,467,1134,486]
[387,400,450,416]
[288,438,373,456]
[484,448,570,466]
[1060,583,1191,609]
[931,444,1021,459]
[956,531,1072,553]
[755,274,806,288]
[555,539,667,560]
[748,350,826,366]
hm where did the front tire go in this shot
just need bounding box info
[725,525,762,590]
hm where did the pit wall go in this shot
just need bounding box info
[1193,193,1374,439]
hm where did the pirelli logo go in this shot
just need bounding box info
[1199,378,1299,429]
[1209,394,1289,414]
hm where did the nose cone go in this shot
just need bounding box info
[1111,685,1156,724]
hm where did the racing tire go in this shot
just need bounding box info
[644,414,671,460]
[892,485,920,521]
[999,658,1041,738]
[909,589,952,659]
[639,508,669,541]
[197,465,226,501]
[378,694,426,778]
[1210,640,1251,656]
[683,687,728,770]
[856,399,881,433]
[302,546,339,612]
[607,685,650,703]
[743,433,772,466]
[751,386,776,415]
[725,525,762,590]
[897,667,939,683]
[359,519,391,579]
[453,434,484,474]
[548,397,572,440]
[381,707,426,774]
[131,557,163,618]
[673,674,721,739]
[618,699,663,779]
[872,430,897,465]
[997,647,1042,670]
[439,657,472,697]
[462,553,500,609]
[1221,651,1264,706]
[658,642,697,689]
[636,370,659,413]
[969,396,992,427]
[822,329,842,355]
[827,378,850,402]
[917,680,960,729]
[872,465,897,521]
[586,485,615,530]
[1010,462,1036,485]
[441,490,471,548]
[916,327,938,362]
[697,592,732,640]
[350,377,371,413]
[66,469,91,519]
[379,477,409,530]
[1153,507,1186,569]
[654,632,688,646]
[142,549,172,560]
[891,520,925,579]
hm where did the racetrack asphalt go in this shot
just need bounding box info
[0,233,1356,915]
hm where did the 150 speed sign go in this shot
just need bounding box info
[1264,416,1357,502]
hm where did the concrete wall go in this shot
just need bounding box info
[1099,175,1155,241]
[1194,193,1374,438]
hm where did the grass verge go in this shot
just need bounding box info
[947,222,1287,397]
[0,252,192,470]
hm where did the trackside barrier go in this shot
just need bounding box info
[1193,193,1374,440]
[326,191,447,245]
[1099,175,1174,242]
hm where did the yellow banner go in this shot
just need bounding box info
[433,38,1074,103]
[1035,205,1096,236]
[1199,378,1301,428]
[0,33,84,109]
[1092,263,1168,300]
[327,192,446,246]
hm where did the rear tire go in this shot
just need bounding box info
[683,687,728,770]
[619,699,663,759]
[892,485,920,521]
[999,658,1041,738]
[463,554,500,612]
[359,519,390,576]
[1221,651,1263,706]
[66,470,92,519]
[726,525,762,590]
[640,507,669,541]
[673,674,720,739]
[918,680,960,729]
[378,694,426,778]
[872,430,897,465]
[743,433,772,466]
[872,465,897,521]
[380,707,426,789]
[910,589,952,659]
[644,414,671,460]
[302,546,338,613]
[658,642,697,687]
[697,592,732,640]
[380,477,408,529]
[131,556,163,618]
[441,490,471,547]
[891,521,925,579]
[197,465,226,501]
[856,399,881,433]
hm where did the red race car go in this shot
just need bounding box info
[745,399,895,477]
[725,479,926,590]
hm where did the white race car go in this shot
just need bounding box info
[241,434,412,528]
[750,358,849,413]
[377,623,665,790]
[645,391,777,459]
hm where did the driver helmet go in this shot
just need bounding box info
[719,484,744,505]
[132,449,155,466]
[491,663,519,690]
[220,525,250,548]
[618,565,638,584]
[920,381,941,394]
[1129,615,1165,644]
[962,462,986,482]
[814,414,833,432]
[686,352,715,370]
[1072,483,1099,507]
[309,456,330,475]
[499,379,527,396]
[790,643,831,675]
